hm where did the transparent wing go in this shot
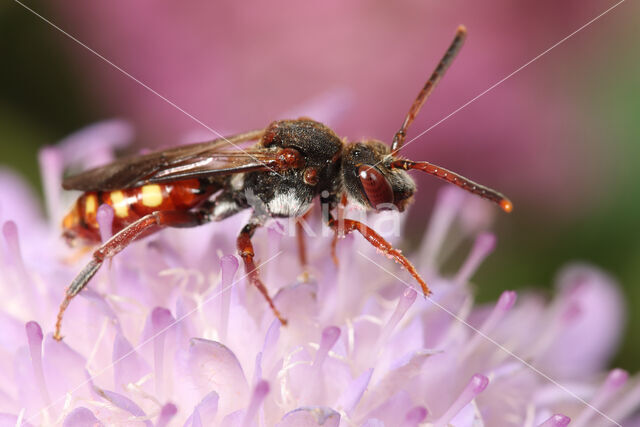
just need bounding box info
[62,129,273,191]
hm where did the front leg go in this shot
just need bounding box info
[237,218,287,325]
[328,216,430,297]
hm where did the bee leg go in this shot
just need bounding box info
[295,210,313,282]
[54,209,210,341]
[237,219,287,326]
[330,194,348,267]
[328,216,430,297]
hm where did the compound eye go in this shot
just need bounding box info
[358,165,393,209]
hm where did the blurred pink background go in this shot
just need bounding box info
[50,0,637,217]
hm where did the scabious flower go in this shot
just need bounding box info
[0,122,638,426]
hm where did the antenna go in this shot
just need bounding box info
[391,25,467,155]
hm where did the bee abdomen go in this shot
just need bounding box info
[62,179,213,246]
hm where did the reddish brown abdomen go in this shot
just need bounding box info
[62,179,213,245]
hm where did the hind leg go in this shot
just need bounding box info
[54,209,209,341]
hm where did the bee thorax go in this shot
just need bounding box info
[267,188,312,217]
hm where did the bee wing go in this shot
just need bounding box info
[62,129,273,191]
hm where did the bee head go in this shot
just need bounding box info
[341,140,416,212]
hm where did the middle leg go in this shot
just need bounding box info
[237,218,287,325]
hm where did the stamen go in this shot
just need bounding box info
[97,204,115,243]
[606,376,640,422]
[2,221,25,271]
[538,414,571,427]
[378,289,416,351]
[156,403,177,427]
[418,187,464,272]
[313,326,341,369]
[461,290,516,359]
[151,307,173,399]
[300,326,341,403]
[454,232,496,285]
[433,374,489,427]
[241,380,269,427]
[572,368,628,427]
[401,406,428,427]
[25,322,51,407]
[261,319,281,369]
[253,352,264,387]
[218,255,238,342]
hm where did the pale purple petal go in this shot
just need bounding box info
[0,312,24,353]
[272,281,319,334]
[56,120,133,169]
[219,410,243,427]
[112,333,150,391]
[189,407,203,427]
[364,351,432,413]
[0,169,43,236]
[0,413,33,427]
[13,346,39,418]
[41,335,90,412]
[81,289,121,335]
[0,132,637,425]
[97,389,152,427]
[362,390,414,427]
[62,407,104,427]
[538,264,625,378]
[360,419,384,427]
[277,406,340,427]
[184,391,219,427]
[182,338,249,418]
[335,368,373,415]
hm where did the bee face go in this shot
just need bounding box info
[341,141,416,212]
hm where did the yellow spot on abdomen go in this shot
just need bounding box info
[110,190,129,217]
[141,184,163,208]
[84,194,98,226]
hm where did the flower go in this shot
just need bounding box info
[0,122,638,426]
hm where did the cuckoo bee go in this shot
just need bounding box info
[54,26,512,340]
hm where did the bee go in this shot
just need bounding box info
[54,26,512,340]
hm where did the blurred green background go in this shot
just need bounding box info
[1,1,638,370]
